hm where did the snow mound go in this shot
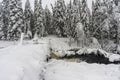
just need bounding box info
[77,48,110,57]
[109,54,120,62]
[0,41,49,80]
[44,60,120,80]
[77,48,120,62]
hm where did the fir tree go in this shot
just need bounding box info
[8,0,24,40]
[36,0,44,37]
[0,3,4,39]
[81,0,90,38]
[24,0,33,39]
[43,6,52,35]
[34,0,38,35]
[2,0,9,39]
[52,0,67,37]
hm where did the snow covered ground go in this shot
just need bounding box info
[0,36,120,80]
[45,59,120,80]
[0,40,49,80]
[0,41,17,49]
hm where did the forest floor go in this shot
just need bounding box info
[0,36,120,80]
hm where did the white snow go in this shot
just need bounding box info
[0,37,120,80]
[109,54,120,62]
[0,40,49,80]
[0,41,17,49]
[45,59,120,80]
[18,33,24,45]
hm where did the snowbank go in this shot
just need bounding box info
[0,41,17,49]
[77,48,120,62]
[44,60,120,80]
[0,41,49,80]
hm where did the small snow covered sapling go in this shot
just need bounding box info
[18,33,24,45]
[32,33,39,44]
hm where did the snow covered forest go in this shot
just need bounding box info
[0,0,120,80]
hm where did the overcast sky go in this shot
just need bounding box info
[0,0,92,11]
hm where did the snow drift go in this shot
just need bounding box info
[0,41,49,80]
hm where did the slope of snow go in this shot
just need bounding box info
[0,41,17,49]
[109,54,120,62]
[45,59,120,80]
[0,40,49,80]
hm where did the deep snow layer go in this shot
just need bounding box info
[0,41,49,80]
[45,59,120,80]
[0,37,120,80]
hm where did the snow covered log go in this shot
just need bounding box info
[50,47,120,64]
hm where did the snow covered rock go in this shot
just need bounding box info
[32,33,39,44]
[109,54,120,62]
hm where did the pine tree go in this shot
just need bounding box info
[36,0,44,37]
[24,0,33,39]
[8,0,24,40]
[81,0,90,38]
[34,0,38,36]
[2,0,9,39]
[111,0,120,53]
[43,6,52,35]
[92,0,107,40]
[65,0,83,46]
[52,0,67,37]
[0,3,4,39]
[30,11,35,38]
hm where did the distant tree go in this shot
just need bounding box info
[66,0,82,46]
[30,11,35,38]
[34,0,38,36]
[92,0,108,48]
[8,0,24,40]
[81,0,90,38]
[2,0,9,39]
[52,0,67,37]
[43,6,52,35]
[24,0,33,39]
[0,3,4,39]
[36,0,44,37]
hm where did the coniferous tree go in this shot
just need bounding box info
[34,0,38,36]
[8,0,24,40]
[43,6,52,35]
[2,0,9,39]
[36,0,44,37]
[81,0,90,38]
[111,0,120,53]
[66,0,74,38]
[30,11,35,38]
[24,0,33,39]
[52,0,67,37]
[0,3,4,39]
